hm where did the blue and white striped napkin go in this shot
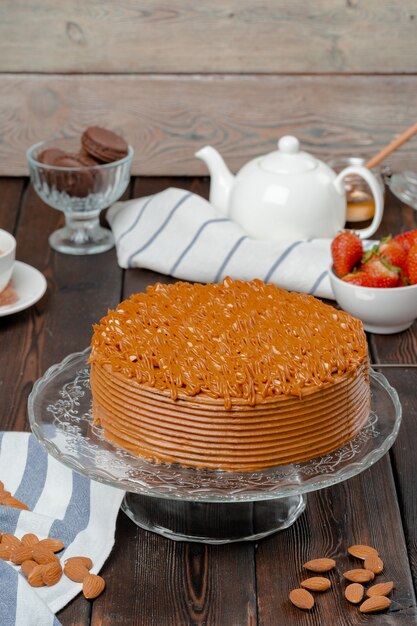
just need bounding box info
[0,432,124,626]
[107,187,335,299]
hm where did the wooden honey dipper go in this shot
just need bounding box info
[365,121,417,169]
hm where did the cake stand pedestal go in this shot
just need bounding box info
[28,349,402,544]
[122,492,306,543]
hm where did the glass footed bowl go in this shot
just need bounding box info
[326,155,385,223]
[27,137,133,255]
[28,348,402,504]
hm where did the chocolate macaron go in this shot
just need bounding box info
[77,147,102,166]
[37,148,68,187]
[37,148,66,166]
[53,154,95,197]
[81,127,129,163]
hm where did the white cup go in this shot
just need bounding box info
[0,229,16,292]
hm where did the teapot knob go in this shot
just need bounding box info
[278,136,299,154]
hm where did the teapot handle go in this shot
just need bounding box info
[334,165,384,239]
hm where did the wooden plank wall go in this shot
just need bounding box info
[0,0,416,176]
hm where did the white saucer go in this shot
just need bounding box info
[0,261,47,317]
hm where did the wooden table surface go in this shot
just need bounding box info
[1,175,417,626]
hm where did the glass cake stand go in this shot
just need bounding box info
[28,349,402,544]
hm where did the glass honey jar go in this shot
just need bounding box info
[327,156,385,223]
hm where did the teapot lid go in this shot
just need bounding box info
[260,136,317,175]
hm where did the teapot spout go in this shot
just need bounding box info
[195,146,235,215]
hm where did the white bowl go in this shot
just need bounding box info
[329,266,417,334]
[0,229,16,292]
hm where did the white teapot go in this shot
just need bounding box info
[196,136,383,240]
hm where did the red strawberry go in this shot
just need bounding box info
[331,231,363,278]
[404,242,417,285]
[363,256,400,288]
[393,229,417,254]
[342,271,374,287]
[378,238,407,271]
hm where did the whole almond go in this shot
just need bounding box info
[345,583,365,604]
[348,544,379,560]
[300,577,331,592]
[32,544,58,565]
[289,588,314,610]
[21,559,37,578]
[0,545,11,560]
[64,560,90,583]
[360,596,391,613]
[21,533,39,547]
[10,545,34,565]
[1,534,21,549]
[83,573,106,599]
[28,564,47,587]
[364,554,384,575]
[343,569,375,583]
[367,581,394,598]
[38,538,65,553]
[42,560,63,586]
[1,496,29,510]
[303,558,336,573]
[64,556,93,571]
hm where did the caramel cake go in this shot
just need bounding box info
[89,278,370,472]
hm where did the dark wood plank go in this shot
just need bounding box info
[0,177,27,430]
[380,368,417,597]
[0,181,54,432]
[0,178,28,429]
[0,75,417,175]
[1,1,416,74]
[93,510,257,625]
[0,177,25,232]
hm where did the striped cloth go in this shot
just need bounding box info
[107,187,335,299]
[0,432,124,626]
